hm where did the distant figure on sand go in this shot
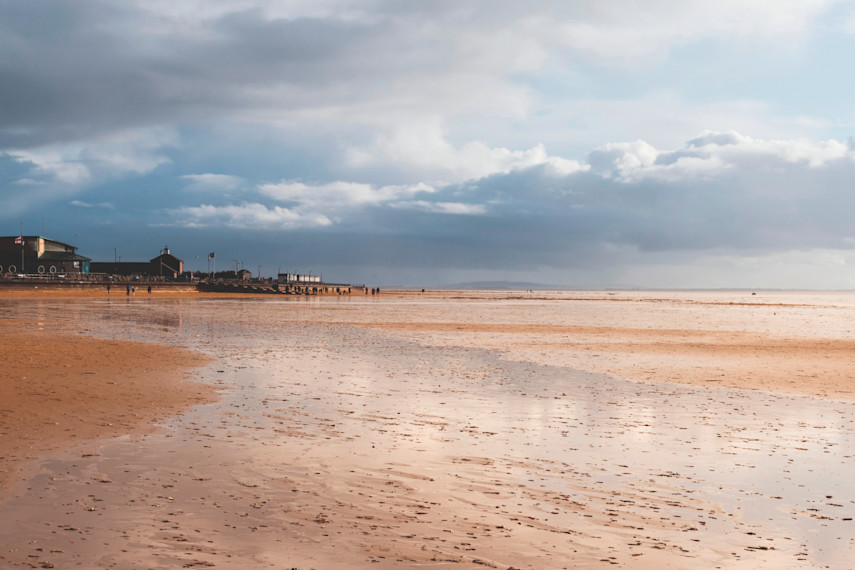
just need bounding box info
[126,283,130,296]
[147,284,152,295]
[106,284,111,295]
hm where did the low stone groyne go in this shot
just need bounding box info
[197,282,356,295]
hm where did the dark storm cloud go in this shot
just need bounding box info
[0,1,155,146]
[1,0,519,151]
[449,167,855,262]
[0,1,386,148]
[286,143,855,272]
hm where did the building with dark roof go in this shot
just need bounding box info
[0,236,90,275]
[90,247,184,279]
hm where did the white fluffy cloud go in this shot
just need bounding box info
[169,180,436,229]
[9,127,176,188]
[181,173,244,193]
[390,201,487,215]
[70,200,115,209]
[347,118,587,183]
[588,130,854,182]
[258,180,434,207]
[168,203,332,229]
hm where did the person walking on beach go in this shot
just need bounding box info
[106,284,111,295]
[147,284,152,295]
[126,283,130,296]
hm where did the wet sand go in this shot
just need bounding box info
[0,317,217,494]
[1,291,855,568]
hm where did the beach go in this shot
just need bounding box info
[1,290,855,568]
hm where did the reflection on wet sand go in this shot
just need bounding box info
[1,291,854,568]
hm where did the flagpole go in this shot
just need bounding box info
[20,222,24,274]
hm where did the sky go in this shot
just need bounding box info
[3,0,855,288]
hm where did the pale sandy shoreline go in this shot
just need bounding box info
[360,320,855,401]
[2,291,855,568]
[362,289,855,402]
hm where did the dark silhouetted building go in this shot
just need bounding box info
[90,247,184,279]
[0,235,90,275]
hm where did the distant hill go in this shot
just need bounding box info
[438,281,571,291]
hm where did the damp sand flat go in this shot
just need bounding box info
[1,291,854,568]
[0,311,216,495]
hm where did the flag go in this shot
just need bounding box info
[14,236,22,245]
[208,252,215,259]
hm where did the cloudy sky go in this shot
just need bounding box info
[3,0,855,287]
